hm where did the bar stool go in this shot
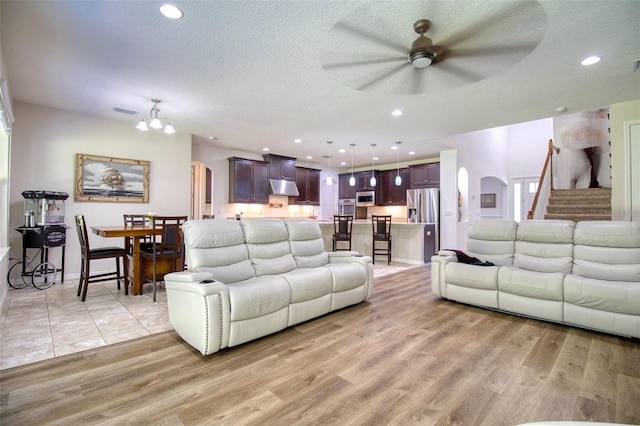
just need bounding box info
[371,215,392,264]
[332,215,353,251]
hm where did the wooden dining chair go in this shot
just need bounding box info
[139,215,188,301]
[332,215,353,251]
[123,214,154,256]
[202,214,215,219]
[74,215,128,301]
[371,215,392,265]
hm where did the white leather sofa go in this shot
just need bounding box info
[164,218,373,355]
[431,220,640,339]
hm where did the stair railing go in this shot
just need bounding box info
[527,139,560,220]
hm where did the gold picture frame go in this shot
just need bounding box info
[480,193,496,208]
[75,154,149,203]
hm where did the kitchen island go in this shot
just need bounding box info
[318,220,437,264]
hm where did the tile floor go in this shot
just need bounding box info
[0,262,418,370]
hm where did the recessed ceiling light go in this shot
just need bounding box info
[262,147,269,152]
[581,56,602,66]
[294,138,302,143]
[373,156,379,161]
[306,155,313,159]
[409,151,415,155]
[391,146,398,150]
[160,4,183,19]
[555,107,568,113]
[340,162,346,166]
[339,148,345,153]
[392,109,403,116]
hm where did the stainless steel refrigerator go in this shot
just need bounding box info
[406,188,439,260]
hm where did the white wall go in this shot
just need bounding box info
[8,102,192,280]
[507,118,554,179]
[610,99,640,220]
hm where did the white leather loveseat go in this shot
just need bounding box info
[431,220,640,339]
[164,218,373,355]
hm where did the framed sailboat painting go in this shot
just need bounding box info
[74,154,150,202]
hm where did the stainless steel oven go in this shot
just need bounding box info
[336,199,355,216]
[356,191,375,207]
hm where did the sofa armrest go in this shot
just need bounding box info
[164,271,231,355]
[327,253,374,300]
[431,252,459,298]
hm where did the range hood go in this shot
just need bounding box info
[269,179,299,196]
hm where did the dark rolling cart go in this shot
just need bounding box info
[7,191,68,290]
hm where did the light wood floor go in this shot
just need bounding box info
[1,265,639,425]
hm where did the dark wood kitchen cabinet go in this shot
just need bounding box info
[338,173,357,199]
[228,157,269,204]
[263,154,296,181]
[380,168,410,205]
[355,170,381,192]
[290,167,320,205]
[409,163,440,188]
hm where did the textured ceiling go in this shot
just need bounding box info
[1,0,639,168]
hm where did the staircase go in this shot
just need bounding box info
[545,187,611,221]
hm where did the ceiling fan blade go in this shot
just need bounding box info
[448,42,540,59]
[434,62,484,84]
[410,68,425,95]
[356,62,408,91]
[333,21,408,55]
[323,56,406,70]
[436,0,540,50]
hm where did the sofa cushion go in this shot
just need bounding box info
[498,266,565,301]
[573,221,640,281]
[514,220,575,274]
[445,263,499,290]
[227,275,291,321]
[183,219,256,283]
[242,219,297,275]
[324,262,367,293]
[280,268,333,303]
[285,218,330,268]
[564,274,640,316]
[466,220,518,266]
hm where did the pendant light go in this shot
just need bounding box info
[349,143,356,186]
[395,141,402,186]
[325,141,333,186]
[370,143,377,187]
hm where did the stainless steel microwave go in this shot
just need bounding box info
[356,191,375,207]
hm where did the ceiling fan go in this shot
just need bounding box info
[407,19,446,69]
[320,0,546,96]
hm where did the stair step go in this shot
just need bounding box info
[548,196,610,205]
[550,188,611,197]
[546,205,611,215]
[544,213,611,221]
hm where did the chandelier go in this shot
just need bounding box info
[136,99,175,134]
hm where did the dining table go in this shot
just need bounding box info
[90,224,161,296]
